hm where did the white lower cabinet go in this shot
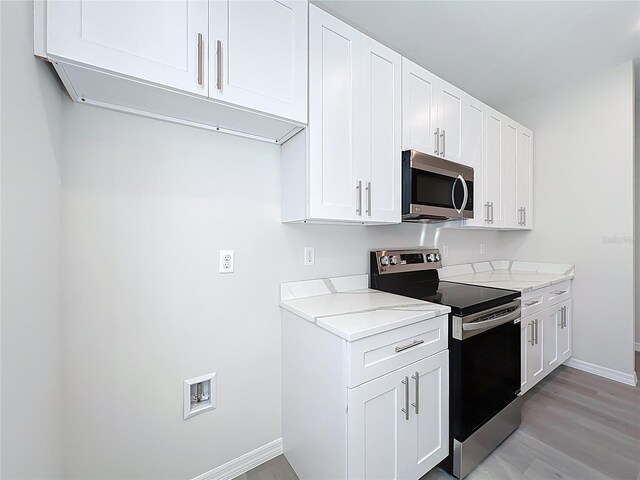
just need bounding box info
[348,351,449,480]
[521,283,572,395]
[282,310,449,480]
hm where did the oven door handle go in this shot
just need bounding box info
[462,309,521,333]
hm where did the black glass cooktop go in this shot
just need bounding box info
[370,270,519,316]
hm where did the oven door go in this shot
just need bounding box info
[449,303,521,441]
[402,150,474,220]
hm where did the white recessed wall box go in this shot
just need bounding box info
[183,372,217,420]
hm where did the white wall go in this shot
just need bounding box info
[0,1,64,478]
[60,103,503,479]
[501,61,636,377]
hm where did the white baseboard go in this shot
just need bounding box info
[193,438,283,480]
[635,342,640,352]
[564,357,637,387]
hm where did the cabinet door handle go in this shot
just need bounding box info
[490,201,494,224]
[216,40,223,91]
[484,202,490,223]
[197,33,204,86]
[355,181,362,215]
[535,319,539,345]
[525,300,539,307]
[441,129,446,157]
[563,306,567,328]
[401,376,409,421]
[434,128,440,155]
[552,290,567,296]
[411,372,420,415]
[366,181,371,217]
[528,322,534,346]
[522,207,526,226]
[395,339,424,353]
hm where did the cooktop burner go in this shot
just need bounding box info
[369,248,519,316]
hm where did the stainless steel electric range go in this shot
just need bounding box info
[370,248,522,479]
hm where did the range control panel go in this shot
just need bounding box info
[372,248,442,274]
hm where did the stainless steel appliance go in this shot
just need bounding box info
[370,248,521,479]
[402,150,474,222]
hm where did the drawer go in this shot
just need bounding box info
[346,314,448,388]
[521,292,545,316]
[545,281,571,306]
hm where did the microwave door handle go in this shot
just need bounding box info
[451,176,460,213]
[451,175,467,214]
[460,176,469,212]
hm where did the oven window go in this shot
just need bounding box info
[449,320,520,441]
[411,169,473,212]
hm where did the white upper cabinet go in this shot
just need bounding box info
[516,126,534,229]
[209,0,307,123]
[501,118,519,229]
[360,36,402,224]
[464,97,487,226]
[47,0,209,95]
[402,60,464,164]
[402,59,438,155]
[282,6,401,224]
[307,5,361,222]
[484,108,504,227]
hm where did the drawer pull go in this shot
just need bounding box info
[395,339,424,353]
[525,300,539,307]
[552,290,567,295]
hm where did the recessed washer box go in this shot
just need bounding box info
[183,372,216,420]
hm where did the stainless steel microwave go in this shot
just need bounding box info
[402,150,474,222]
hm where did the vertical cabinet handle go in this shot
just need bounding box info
[401,376,409,421]
[522,207,526,226]
[440,129,445,157]
[528,321,534,346]
[489,202,494,224]
[355,181,362,216]
[216,40,223,91]
[411,372,420,414]
[366,182,371,217]
[434,128,440,155]
[535,319,539,345]
[196,33,204,86]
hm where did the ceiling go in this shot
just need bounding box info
[313,1,640,110]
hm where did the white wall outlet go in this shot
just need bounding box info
[304,247,315,266]
[480,243,486,255]
[442,245,449,258]
[219,250,234,273]
[184,372,216,420]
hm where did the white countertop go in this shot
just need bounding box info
[280,275,450,341]
[439,260,574,293]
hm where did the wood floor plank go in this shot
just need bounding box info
[237,357,640,480]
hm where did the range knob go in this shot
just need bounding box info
[390,255,398,265]
[380,255,390,266]
[427,253,436,262]
[435,253,441,262]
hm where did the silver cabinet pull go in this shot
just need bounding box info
[562,306,567,328]
[366,181,371,217]
[435,128,440,155]
[525,300,539,307]
[552,290,567,296]
[534,319,539,345]
[489,201,494,224]
[528,322,534,346]
[484,202,490,223]
[440,129,445,157]
[395,339,424,353]
[518,207,523,226]
[401,376,409,421]
[216,40,223,91]
[355,181,362,215]
[522,207,526,226]
[411,372,420,414]
[197,33,204,86]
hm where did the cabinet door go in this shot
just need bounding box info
[464,97,487,226]
[516,126,533,229]
[437,81,464,165]
[209,0,307,123]
[527,313,545,389]
[360,36,402,224]
[558,300,571,364]
[407,351,449,479]
[484,109,503,227]
[308,5,361,221]
[544,307,560,373]
[402,59,438,155]
[348,368,411,480]
[501,118,519,228]
[47,0,209,95]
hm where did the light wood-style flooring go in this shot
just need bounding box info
[237,355,640,480]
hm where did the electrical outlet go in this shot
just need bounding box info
[480,243,486,255]
[304,247,315,266]
[219,250,234,273]
[442,245,449,258]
